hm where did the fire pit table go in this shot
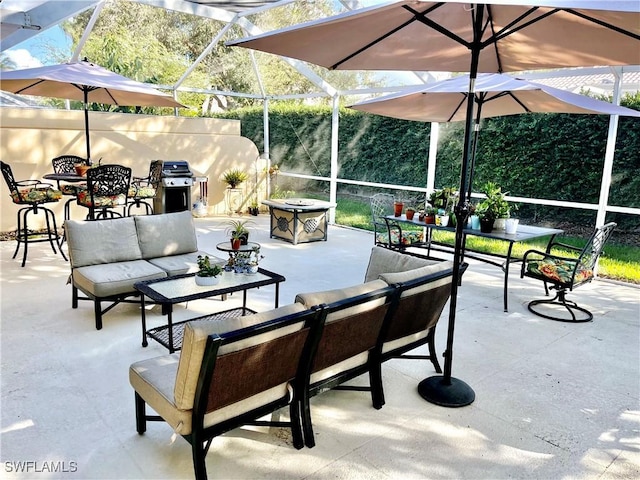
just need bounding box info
[262,198,336,245]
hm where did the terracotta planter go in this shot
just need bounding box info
[393,202,404,217]
[425,214,435,224]
[231,238,241,250]
[405,209,415,221]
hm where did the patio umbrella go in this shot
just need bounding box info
[351,72,640,199]
[0,59,184,163]
[227,0,640,407]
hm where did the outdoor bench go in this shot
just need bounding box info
[129,246,464,477]
[65,210,224,330]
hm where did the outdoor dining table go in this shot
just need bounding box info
[385,215,564,312]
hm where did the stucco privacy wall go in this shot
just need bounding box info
[0,108,265,232]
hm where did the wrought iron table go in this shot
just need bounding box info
[134,268,285,353]
[385,215,563,312]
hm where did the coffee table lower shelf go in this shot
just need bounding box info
[146,306,256,352]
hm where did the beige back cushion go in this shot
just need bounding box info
[174,303,307,410]
[65,217,142,268]
[378,261,454,295]
[135,210,198,259]
[295,279,388,322]
[364,246,438,282]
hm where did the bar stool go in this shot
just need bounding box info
[76,164,132,220]
[1,161,67,266]
[51,155,88,221]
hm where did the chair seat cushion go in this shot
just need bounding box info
[147,251,225,276]
[376,230,424,247]
[59,183,85,195]
[73,260,166,297]
[12,187,62,204]
[76,188,127,208]
[128,185,156,199]
[525,257,593,286]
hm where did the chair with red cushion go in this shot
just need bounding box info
[76,164,132,220]
[521,222,617,322]
[1,160,67,267]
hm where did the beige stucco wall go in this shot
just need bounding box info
[1,107,267,231]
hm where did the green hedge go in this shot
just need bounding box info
[210,93,640,229]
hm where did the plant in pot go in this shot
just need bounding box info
[195,255,223,286]
[245,245,264,275]
[221,169,248,189]
[248,198,259,216]
[405,205,416,221]
[424,207,438,224]
[478,182,510,232]
[225,219,253,248]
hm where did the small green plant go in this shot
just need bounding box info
[225,219,253,239]
[196,255,222,277]
[221,169,248,188]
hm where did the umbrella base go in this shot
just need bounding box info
[418,375,475,407]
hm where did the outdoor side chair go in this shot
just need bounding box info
[51,154,88,220]
[77,164,132,220]
[127,160,162,216]
[1,160,67,267]
[370,193,424,249]
[520,222,617,322]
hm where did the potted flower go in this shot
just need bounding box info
[225,219,253,248]
[221,169,248,189]
[195,255,223,286]
[405,206,416,221]
[245,245,264,275]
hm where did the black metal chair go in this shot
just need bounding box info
[1,160,67,266]
[51,155,88,221]
[76,164,132,220]
[126,160,162,216]
[521,222,617,322]
[370,193,424,249]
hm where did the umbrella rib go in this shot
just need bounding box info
[564,8,640,40]
[331,6,435,70]
[504,92,531,113]
[15,79,45,95]
[407,4,472,49]
[446,94,469,123]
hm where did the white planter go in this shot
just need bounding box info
[245,265,259,275]
[505,218,519,234]
[195,275,221,286]
[494,218,507,231]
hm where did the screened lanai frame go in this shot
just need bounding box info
[2,0,639,227]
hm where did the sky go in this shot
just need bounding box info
[5,25,72,69]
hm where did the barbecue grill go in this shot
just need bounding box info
[153,160,194,214]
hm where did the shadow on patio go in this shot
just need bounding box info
[1,215,638,479]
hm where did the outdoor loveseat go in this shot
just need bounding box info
[129,246,464,478]
[65,210,224,330]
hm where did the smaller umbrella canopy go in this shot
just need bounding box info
[351,73,640,198]
[0,59,184,162]
[350,73,640,122]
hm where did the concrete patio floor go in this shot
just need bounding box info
[1,214,639,479]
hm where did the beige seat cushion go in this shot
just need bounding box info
[147,251,225,276]
[72,260,166,297]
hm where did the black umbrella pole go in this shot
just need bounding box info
[418,45,481,408]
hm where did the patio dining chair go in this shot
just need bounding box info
[127,160,162,216]
[1,160,67,266]
[520,222,617,322]
[51,154,88,220]
[77,164,132,220]
[370,193,423,249]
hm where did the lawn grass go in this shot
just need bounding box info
[334,196,640,284]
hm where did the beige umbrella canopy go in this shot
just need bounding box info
[0,59,184,162]
[229,0,640,407]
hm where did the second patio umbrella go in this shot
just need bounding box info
[228,0,640,407]
[0,59,184,163]
[351,72,640,198]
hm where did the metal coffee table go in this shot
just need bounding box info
[134,268,285,353]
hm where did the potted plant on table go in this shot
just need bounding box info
[245,245,264,275]
[225,219,253,249]
[195,255,223,286]
[424,207,438,224]
[476,182,510,232]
